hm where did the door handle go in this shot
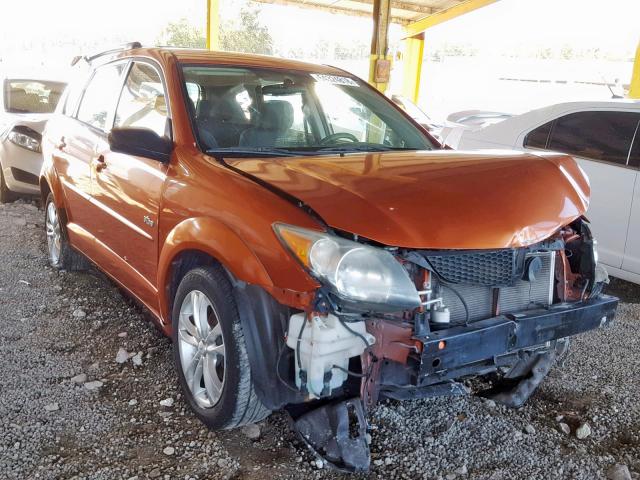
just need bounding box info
[55,136,66,150]
[95,154,106,172]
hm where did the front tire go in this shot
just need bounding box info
[0,168,16,204]
[172,265,270,430]
[44,193,89,270]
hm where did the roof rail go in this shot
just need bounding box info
[71,42,142,66]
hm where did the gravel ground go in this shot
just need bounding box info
[0,199,638,480]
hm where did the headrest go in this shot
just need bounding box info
[261,100,293,132]
[197,99,215,118]
[211,98,238,121]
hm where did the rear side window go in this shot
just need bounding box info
[77,63,126,131]
[3,79,66,114]
[547,111,640,166]
[114,62,168,137]
[523,121,553,149]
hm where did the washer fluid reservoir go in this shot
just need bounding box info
[286,312,375,399]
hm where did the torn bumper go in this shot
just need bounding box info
[414,294,618,382]
[289,398,370,472]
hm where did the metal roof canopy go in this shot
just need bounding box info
[209,1,640,102]
[208,0,499,101]
[253,0,467,25]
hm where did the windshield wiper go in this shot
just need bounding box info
[313,144,417,153]
[205,147,305,158]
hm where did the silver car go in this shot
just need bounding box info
[0,77,66,202]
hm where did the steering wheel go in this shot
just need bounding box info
[319,132,359,145]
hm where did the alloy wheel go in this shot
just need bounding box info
[45,202,62,266]
[178,290,226,408]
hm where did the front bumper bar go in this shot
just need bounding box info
[414,295,618,381]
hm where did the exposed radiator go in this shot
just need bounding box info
[439,252,555,324]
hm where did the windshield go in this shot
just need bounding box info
[181,66,434,155]
[3,79,66,114]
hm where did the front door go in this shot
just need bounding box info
[621,133,640,277]
[576,159,636,269]
[543,110,640,269]
[91,61,170,311]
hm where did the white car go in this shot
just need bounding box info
[442,99,640,284]
[0,77,66,202]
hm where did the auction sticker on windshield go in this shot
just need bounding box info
[311,73,358,87]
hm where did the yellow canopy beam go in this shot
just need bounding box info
[630,42,640,99]
[404,0,499,37]
[206,0,220,50]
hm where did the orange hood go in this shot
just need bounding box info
[228,150,590,250]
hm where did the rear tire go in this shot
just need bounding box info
[44,193,90,271]
[0,168,16,204]
[172,265,270,430]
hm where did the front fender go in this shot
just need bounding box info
[158,216,274,321]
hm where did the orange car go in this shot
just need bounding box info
[41,44,617,471]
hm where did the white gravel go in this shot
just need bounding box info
[0,199,638,479]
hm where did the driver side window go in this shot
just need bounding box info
[76,63,126,131]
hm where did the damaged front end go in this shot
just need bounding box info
[244,219,617,472]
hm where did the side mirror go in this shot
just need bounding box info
[108,127,173,162]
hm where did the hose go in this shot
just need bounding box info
[439,280,470,324]
[337,315,371,349]
[295,315,306,370]
[331,364,367,378]
[275,341,302,393]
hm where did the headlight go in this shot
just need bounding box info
[274,223,421,311]
[8,127,41,153]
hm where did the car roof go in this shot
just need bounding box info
[1,75,67,84]
[452,98,640,142]
[533,99,640,112]
[118,47,347,76]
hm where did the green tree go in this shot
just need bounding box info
[158,18,205,48]
[219,6,273,55]
[157,5,273,55]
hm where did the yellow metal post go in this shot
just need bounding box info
[368,0,392,93]
[206,0,220,50]
[402,33,424,103]
[630,42,640,99]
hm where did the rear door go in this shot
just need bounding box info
[90,60,170,309]
[622,131,640,277]
[53,62,126,253]
[525,110,640,269]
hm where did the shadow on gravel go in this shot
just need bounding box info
[606,277,640,304]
